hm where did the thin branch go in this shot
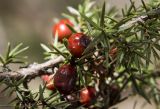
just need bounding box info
[0,56,65,79]
[119,8,160,31]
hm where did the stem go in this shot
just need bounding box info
[0,56,64,80]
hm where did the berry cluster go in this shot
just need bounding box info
[41,19,119,108]
[42,19,96,106]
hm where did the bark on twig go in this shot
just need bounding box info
[119,8,160,31]
[0,56,64,79]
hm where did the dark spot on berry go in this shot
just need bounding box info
[80,35,91,48]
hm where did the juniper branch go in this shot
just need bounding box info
[0,56,64,79]
[119,8,160,30]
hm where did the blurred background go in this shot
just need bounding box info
[0,0,81,63]
[0,0,156,109]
